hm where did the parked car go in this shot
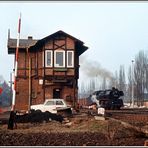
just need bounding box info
[31,99,72,115]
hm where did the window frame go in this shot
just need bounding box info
[45,50,53,67]
[67,51,74,68]
[54,50,65,68]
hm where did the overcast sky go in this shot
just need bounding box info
[1,2,148,87]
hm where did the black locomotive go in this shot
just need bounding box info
[91,87,124,110]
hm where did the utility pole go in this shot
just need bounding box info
[131,60,134,108]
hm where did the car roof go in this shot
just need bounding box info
[45,99,64,101]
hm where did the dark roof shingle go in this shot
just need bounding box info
[8,38,38,54]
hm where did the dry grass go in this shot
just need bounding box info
[0,115,147,146]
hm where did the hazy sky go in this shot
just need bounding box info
[1,2,148,86]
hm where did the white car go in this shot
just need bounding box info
[31,99,70,114]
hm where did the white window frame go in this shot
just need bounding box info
[45,50,53,67]
[67,51,74,68]
[54,50,65,68]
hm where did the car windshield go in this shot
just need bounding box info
[45,101,55,106]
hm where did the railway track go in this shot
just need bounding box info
[105,108,148,123]
[106,108,148,114]
[79,108,148,123]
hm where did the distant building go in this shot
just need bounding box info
[8,30,88,111]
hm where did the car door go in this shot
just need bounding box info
[43,100,56,113]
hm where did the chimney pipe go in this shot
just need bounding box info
[28,36,33,40]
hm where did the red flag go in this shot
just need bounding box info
[0,87,3,95]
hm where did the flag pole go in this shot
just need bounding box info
[11,13,21,111]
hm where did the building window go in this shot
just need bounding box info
[67,51,74,67]
[54,50,65,67]
[45,50,53,67]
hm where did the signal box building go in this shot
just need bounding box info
[8,30,88,111]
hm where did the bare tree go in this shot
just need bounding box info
[114,70,119,88]
[134,50,148,106]
[79,81,86,98]
[101,77,106,90]
[108,76,116,89]
[118,65,126,92]
[89,78,95,93]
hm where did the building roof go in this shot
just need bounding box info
[7,30,88,56]
[8,37,38,54]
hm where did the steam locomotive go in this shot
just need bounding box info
[89,88,124,110]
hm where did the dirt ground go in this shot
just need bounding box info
[0,113,147,146]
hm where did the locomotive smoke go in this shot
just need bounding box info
[80,56,114,80]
